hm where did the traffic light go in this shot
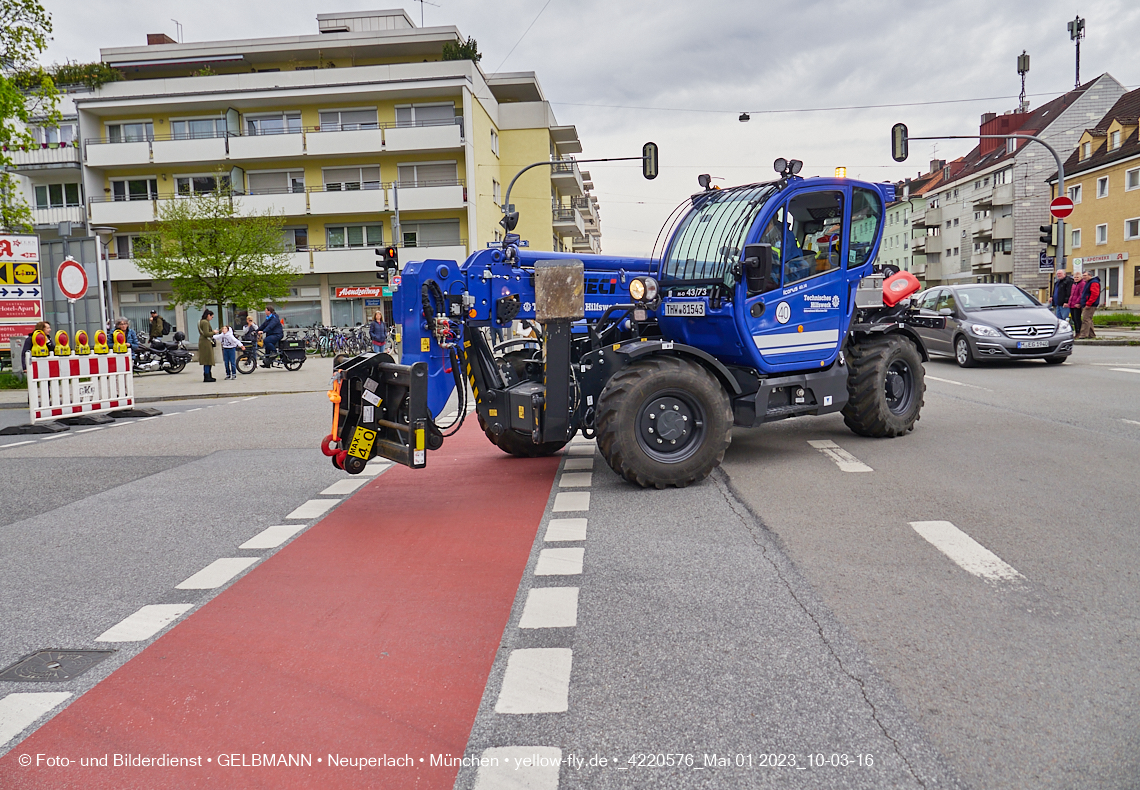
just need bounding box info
[375,245,398,282]
[1039,224,1057,254]
[642,142,659,180]
[891,123,909,162]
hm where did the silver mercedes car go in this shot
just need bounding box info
[912,283,1074,367]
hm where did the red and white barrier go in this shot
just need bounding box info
[28,354,134,424]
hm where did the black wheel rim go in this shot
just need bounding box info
[635,389,706,463]
[885,358,915,415]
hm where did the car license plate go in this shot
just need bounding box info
[663,301,705,317]
[1016,340,1049,349]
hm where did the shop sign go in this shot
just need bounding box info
[1071,253,1128,266]
[335,286,385,299]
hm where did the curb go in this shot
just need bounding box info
[1074,339,1140,346]
[0,389,324,410]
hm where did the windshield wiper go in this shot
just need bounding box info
[976,303,1030,309]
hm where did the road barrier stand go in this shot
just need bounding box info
[27,329,135,424]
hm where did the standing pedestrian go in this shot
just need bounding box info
[149,310,164,339]
[1077,270,1101,339]
[21,320,53,367]
[1050,269,1073,322]
[369,311,387,353]
[215,325,243,379]
[1067,272,1086,336]
[198,309,217,382]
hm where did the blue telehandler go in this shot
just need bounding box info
[322,159,942,488]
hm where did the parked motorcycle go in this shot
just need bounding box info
[135,331,192,374]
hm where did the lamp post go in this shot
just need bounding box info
[91,226,116,329]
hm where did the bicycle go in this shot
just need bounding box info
[236,340,304,373]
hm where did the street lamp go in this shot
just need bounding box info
[91,226,115,328]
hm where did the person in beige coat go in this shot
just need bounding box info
[198,309,217,382]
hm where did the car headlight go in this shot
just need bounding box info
[1057,322,1073,335]
[969,323,1002,338]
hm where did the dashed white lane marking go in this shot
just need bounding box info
[175,558,259,590]
[242,396,258,401]
[321,478,369,495]
[563,457,593,471]
[473,746,563,789]
[0,440,34,448]
[1110,368,1140,374]
[534,547,584,576]
[519,587,579,629]
[187,407,202,412]
[74,426,106,433]
[808,440,873,473]
[558,472,592,488]
[240,524,307,549]
[163,412,180,417]
[926,375,993,391]
[228,401,241,405]
[285,499,340,519]
[355,461,393,477]
[544,518,587,542]
[566,444,596,457]
[139,415,160,421]
[552,491,590,512]
[39,433,70,440]
[95,604,193,642]
[494,648,573,714]
[0,693,72,749]
[910,521,1025,584]
[1123,419,1140,427]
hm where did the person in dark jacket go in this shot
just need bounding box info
[1067,275,1086,335]
[20,321,53,367]
[1077,271,1101,339]
[1050,269,1073,322]
[257,305,284,367]
[369,311,387,353]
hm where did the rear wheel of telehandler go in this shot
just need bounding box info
[477,413,567,458]
[596,356,732,489]
[842,334,925,438]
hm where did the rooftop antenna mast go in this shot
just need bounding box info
[1017,50,1030,112]
[170,19,183,43]
[412,0,440,27]
[1068,16,1085,89]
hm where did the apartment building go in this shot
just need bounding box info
[1047,88,1140,310]
[881,162,947,282]
[8,10,602,339]
[917,74,1125,294]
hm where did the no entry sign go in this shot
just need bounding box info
[56,258,89,300]
[1050,196,1074,219]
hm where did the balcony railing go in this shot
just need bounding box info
[3,141,82,169]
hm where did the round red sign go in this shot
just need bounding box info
[1050,196,1075,219]
[56,258,88,300]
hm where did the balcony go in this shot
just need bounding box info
[993,182,1015,205]
[85,137,150,168]
[308,185,387,216]
[550,159,584,197]
[553,205,586,238]
[972,217,993,238]
[88,197,157,225]
[307,127,385,158]
[152,134,227,165]
[971,185,994,206]
[924,235,944,254]
[239,191,308,217]
[572,234,601,255]
[992,252,1014,273]
[923,207,943,227]
[911,209,926,227]
[993,216,1014,239]
[4,142,81,172]
[310,242,467,274]
[911,236,927,253]
[394,181,466,212]
[229,131,305,160]
[32,205,85,227]
[384,118,464,152]
[974,251,994,266]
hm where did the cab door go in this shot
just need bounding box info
[742,186,851,374]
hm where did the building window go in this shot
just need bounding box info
[994,168,1012,185]
[1006,138,1016,154]
[107,121,153,143]
[283,227,308,251]
[111,178,158,201]
[1081,141,1092,160]
[396,162,459,188]
[113,234,153,259]
[32,123,77,146]
[1069,184,1082,203]
[34,183,81,209]
[995,239,1012,253]
[492,179,501,205]
[399,219,461,248]
[1127,168,1140,192]
[1126,218,1140,241]
[1096,224,1108,245]
[394,103,456,128]
[490,129,499,156]
[170,117,226,140]
[248,170,305,195]
[1071,228,1081,248]
[175,175,228,196]
[1111,130,1121,149]
[245,111,301,136]
[1097,176,1109,198]
[322,166,380,191]
[326,224,384,248]
[318,108,378,131]
[953,218,959,227]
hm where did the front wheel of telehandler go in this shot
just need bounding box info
[477,413,567,457]
[842,334,925,438]
[596,356,732,489]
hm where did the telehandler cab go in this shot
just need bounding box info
[321,159,942,488]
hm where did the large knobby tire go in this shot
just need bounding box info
[476,413,567,458]
[596,356,732,489]
[842,335,925,438]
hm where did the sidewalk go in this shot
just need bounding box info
[1075,326,1140,345]
[0,356,333,409]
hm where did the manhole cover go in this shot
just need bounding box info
[0,650,115,682]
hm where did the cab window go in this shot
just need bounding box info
[783,191,844,286]
[935,291,958,314]
[916,289,941,311]
[849,188,882,268]
[753,204,786,293]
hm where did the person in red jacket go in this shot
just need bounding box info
[1077,271,1101,339]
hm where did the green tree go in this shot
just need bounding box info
[135,185,298,330]
[0,0,59,232]
[442,36,481,63]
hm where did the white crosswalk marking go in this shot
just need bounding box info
[95,604,193,642]
[558,472,592,487]
[175,558,259,590]
[808,440,873,472]
[552,491,590,512]
[910,521,1025,583]
[567,444,596,456]
[563,457,594,471]
[534,548,584,576]
[495,649,573,714]
[544,518,587,542]
[0,693,72,749]
[285,499,339,519]
[321,478,369,495]
[519,587,579,628]
[239,524,307,549]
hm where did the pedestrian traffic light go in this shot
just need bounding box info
[375,245,398,282]
[1039,224,1058,245]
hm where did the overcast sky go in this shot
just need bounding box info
[39,0,1140,256]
